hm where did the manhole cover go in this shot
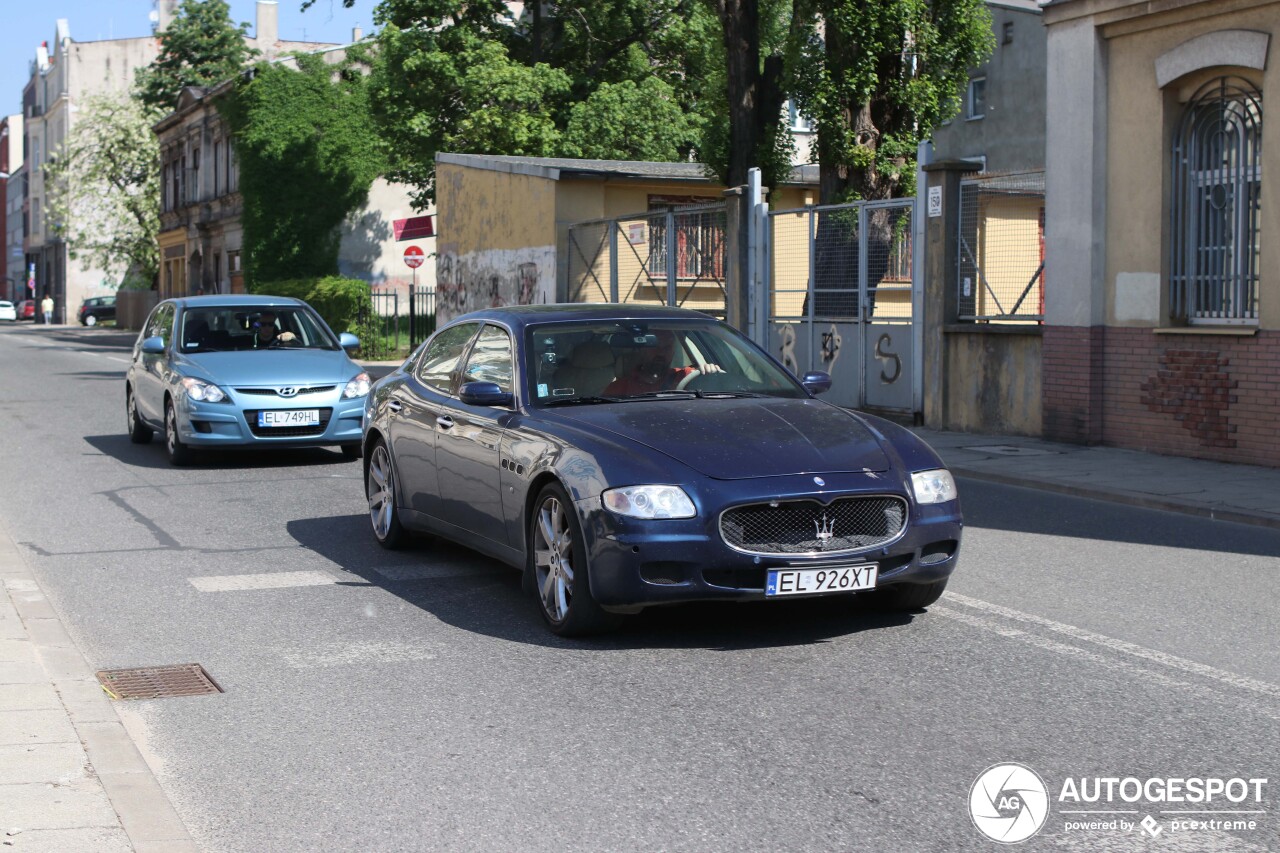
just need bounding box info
[96,663,223,700]
[961,444,1061,457]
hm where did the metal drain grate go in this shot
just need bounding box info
[96,663,224,700]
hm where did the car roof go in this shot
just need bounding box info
[449,303,721,333]
[166,295,308,309]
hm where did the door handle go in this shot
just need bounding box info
[436,415,455,429]
[387,399,403,413]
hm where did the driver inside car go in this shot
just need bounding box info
[603,329,720,395]
[252,311,298,348]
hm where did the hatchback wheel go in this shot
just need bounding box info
[529,483,623,636]
[366,439,405,549]
[85,314,97,327]
[126,388,152,444]
[164,399,193,466]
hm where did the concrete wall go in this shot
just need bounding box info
[929,2,1046,174]
[337,178,437,297]
[435,161,559,325]
[943,327,1042,434]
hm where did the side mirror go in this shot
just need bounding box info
[339,332,360,352]
[140,336,166,355]
[459,381,513,408]
[801,371,832,395]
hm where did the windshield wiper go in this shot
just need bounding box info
[542,395,623,407]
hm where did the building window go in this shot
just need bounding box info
[1170,76,1261,324]
[967,78,986,120]
[213,140,221,196]
[190,147,199,203]
[1002,21,1014,46]
[786,99,813,133]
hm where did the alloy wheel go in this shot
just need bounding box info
[367,444,396,540]
[533,496,575,622]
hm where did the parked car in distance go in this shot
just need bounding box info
[15,300,34,321]
[362,304,962,636]
[78,295,116,326]
[125,295,370,466]
[0,301,15,322]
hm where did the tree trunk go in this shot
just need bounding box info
[716,0,761,189]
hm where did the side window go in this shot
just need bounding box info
[146,304,174,342]
[461,324,514,394]
[417,323,480,393]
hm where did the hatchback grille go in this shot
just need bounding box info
[720,496,908,556]
[235,385,335,397]
[244,408,333,437]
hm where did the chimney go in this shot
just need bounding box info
[156,0,179,34]
[256,1,279,52]
[352,26,363,42]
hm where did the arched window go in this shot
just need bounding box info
[1170,77,1262,324]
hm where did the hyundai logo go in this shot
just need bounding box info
[277,387,299,397]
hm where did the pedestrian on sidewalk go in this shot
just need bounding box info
[40,293,54,326]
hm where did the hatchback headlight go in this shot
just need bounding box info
[911,469,957,504]
[343,372,372,398]
[602,485,696,519]
[182,377,226,403]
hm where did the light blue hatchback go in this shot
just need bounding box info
[125,295,370,465]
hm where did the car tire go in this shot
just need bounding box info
[528,483,624,636]
[340,443,362,460]
[126,388,153,444]
[872,579,948,611]
[164,399,194,466]
[365,439,406,549]
[85,314,97,327]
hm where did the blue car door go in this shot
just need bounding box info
[433,324,514,545]
[134,302,175,424]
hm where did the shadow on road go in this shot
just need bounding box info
[962,479,1280,558]
[56,371,125,381]
[84,433,354,471]
[287,513,918,651]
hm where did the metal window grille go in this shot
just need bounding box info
[957,171,1045,323]
[1170,77,1261,325]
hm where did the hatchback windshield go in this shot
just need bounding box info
[179,306,338,352]
[526,320,805,404]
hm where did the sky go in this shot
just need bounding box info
[0,0,374,117]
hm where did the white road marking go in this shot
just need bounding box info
[103,356,129,364]
[945,592,1280,701]
[188,571,337,592]
[369,564,503,582]
[932,605,1280,724]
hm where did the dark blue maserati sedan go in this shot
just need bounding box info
[362,305,961,636]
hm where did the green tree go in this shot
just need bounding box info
[788,0,994,203]
[222,50,387,288]
[367,0,705,208]
[135,0,257,113]
[45,93,161,289]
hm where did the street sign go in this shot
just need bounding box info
[403,246,425,269]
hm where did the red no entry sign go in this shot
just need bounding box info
[403,245,425,269]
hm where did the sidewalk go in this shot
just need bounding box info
[0,523,196,853]
[914,428,1280,530]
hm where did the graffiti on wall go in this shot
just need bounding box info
[436,246,556,325]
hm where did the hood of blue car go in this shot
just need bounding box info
[555,396,891,479]
[176,350,360,387]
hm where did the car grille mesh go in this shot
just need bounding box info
[235,386,335,396]
[244,408,333,437]
[720,496,907,555]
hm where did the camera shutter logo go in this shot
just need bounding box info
[969,763,1050,843]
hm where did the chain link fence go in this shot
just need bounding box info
[957,171,1045,323]
[567,203,728,316]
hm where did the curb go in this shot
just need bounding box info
[0,523,198,853]
[950,466,1280,531]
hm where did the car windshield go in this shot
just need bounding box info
[179,306,339,353]
[526,319,806,405]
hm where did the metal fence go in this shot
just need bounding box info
[957,171,1045,322]
[566,203,728,316]
[359,286,437,358]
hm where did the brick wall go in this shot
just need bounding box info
[1044,325,1280,467]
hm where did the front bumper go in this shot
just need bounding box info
[574,473,962,610]
[175,389,366,448]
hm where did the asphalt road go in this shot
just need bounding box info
[2,324,1278,852]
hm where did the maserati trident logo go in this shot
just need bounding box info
[277,387,299,398]
[814,513,836,547]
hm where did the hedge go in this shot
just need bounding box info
[249,276,371,336]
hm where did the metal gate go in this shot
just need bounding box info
[566,203,728,317]
[765,199,919,413]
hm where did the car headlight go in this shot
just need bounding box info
[181,377,226,403]
[602,485,696,519]
[343,372,372,399]
[912,469,957,504]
